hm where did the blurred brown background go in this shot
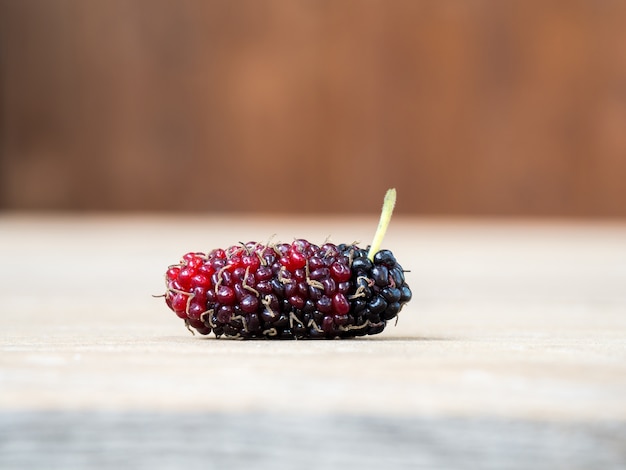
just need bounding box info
[0,0,625,216]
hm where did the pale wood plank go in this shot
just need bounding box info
[0,215,625,466]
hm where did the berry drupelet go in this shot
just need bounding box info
[162,189,412,339]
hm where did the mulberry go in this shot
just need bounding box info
[163,189,412,339]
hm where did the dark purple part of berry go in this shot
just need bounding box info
[187,318,211,335]
[247,313,261,331]
[400,285,412,302]
[381,287,402,303]
[232,267,246,282]
[240,295,259,313]
[322,278,336,296]
[368,322,386,335]
[367,311,381,323]
[373,249,397,267]
[256,266,273,281]
[310,268,329,281]
[164,241,412,339]
[256,281,272,295]
[390,267,405,285]
[322,315,335,334]
[187,302,205,321]
[368,296,388,315]
[289,295,305,309]
[217,305,233,323]
[216,286,236,305]
[316,296,333,313]
[284,281,297,298]
[383,301,401,320]
[353,299,368,314]
[371,265,389,287]
[337,281,351,294]
[309,256,324,270]
[351,256,373,272]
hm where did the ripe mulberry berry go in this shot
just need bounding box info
[162,189,412,339]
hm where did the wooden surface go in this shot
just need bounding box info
[1,214,626,468]
[2,1,626,216]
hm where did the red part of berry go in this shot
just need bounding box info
[191,273,211,289]
[166,267,181,281]
[216,285,236,305]
[330,262,352,282]
[332,293,350,315]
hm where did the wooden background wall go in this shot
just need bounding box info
[1,0,625,216]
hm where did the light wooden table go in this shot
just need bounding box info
[1,214,625,469]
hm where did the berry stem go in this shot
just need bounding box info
[367,188,397,261]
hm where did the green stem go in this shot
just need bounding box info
[367,188,396,261]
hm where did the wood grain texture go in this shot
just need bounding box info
[2,412,625,470]
[0,214,625,466]
[1,1,626,215]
